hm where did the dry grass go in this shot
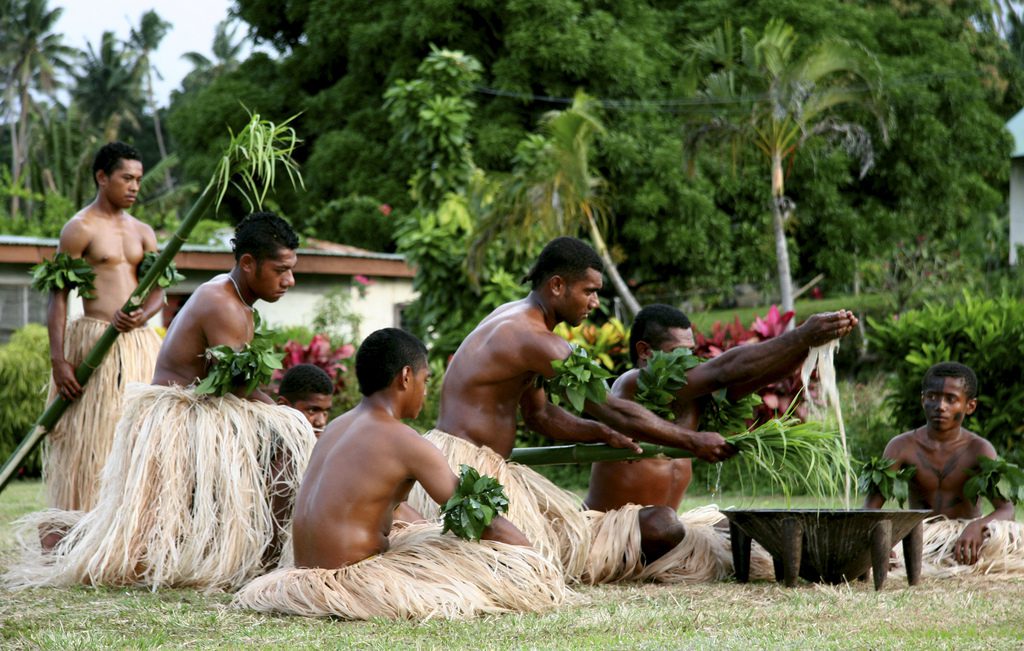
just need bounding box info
[2,480,1023,650]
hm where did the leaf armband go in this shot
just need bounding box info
[635,348,701,420]
[963,456,1024,505]
[137,251,185,289]
[194,311,283,396]
[440,464,510,541]
[30,253,97,299]
[857,457,916,507]
[700,391,762,436]
[546,344,613,414]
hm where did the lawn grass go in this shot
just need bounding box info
[687,293,890,334]
[2,480,1023,650]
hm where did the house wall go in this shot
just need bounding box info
[1011,157,1024,265]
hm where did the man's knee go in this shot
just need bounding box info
[639,506,685,561]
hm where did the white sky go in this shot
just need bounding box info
[53,0,246,107]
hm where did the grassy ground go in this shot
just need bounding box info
[687,293,889,333]
[3,481,1023,649]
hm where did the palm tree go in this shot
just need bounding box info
[685,19,888,314]
[180,19,245,93]
[129,10,173,189]
[470,91,641,317]
[0,0,77,216]
[71,31,144,142]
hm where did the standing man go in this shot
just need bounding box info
[8,212,316,592]
[407,237,737,580]
[44,142,164,511]
[584,304,856,583]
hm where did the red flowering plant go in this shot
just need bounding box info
[270,334,357,397]
[693,306,808,423]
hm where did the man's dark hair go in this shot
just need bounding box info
[523,237,603,289]
[232,211,299,262]
[923,362,978,399]
[92,141,142,186]
[356,328,428,396]
[279,364,335,401]
[629,304,692,365]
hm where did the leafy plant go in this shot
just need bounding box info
[963,457,1024,506]
[857,457,916,508]
[0,325,50,476]
[546,345,613,414]
[553,317,629,372]
[634,348,701,420]
[30,253,97,299]
[137,251,185,289]
[195,311,283,397]
[440,464,509,541]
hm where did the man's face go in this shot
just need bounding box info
[409,364,431,419]
[638,326,695,366]
[560,268,603,326]
[288,393,333,435]
[921,376,976,432]
[98,159,143,210]
[248,248,297,302]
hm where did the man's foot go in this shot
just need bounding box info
[638,505,686,562]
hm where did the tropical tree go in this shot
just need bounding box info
[71,31,144,142]
[129,10,173,189]
[685,19,889,314]
[0,0,77,217]
[180,19,246,93]
[471,91,641,317]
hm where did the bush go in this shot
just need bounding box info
[869,292,1024,464]
[0,324,51,476]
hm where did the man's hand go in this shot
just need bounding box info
[601,425,643,454]
[51,358,83,401]
[954,520,986,565]
[688,430,738,463]
[798,310,859,347]
[111,308,148,333]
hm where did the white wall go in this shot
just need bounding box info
[1011,157,1024,265]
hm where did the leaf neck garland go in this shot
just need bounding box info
[440,464,510,541]
[633,348,701,421]
[30,253,97,300]
[137,251,185,290]
[545,344,613,414]
[857,457,917,508]
[194,310,284,397]
[699,390,763,436]
[963,456,1024,505]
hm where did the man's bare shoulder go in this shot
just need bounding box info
[126,214,158,247]
[964,430,998,459]
[883,429,921,461]
[57,213,93,249]
[611,369,639,398]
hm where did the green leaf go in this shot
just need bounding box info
[30,253,98,300]
[440,464,510,541]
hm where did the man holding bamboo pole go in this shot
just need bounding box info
[6,212,316,592]
[583,303,857,583]
[42,142,164,512]
[407,237,738,580]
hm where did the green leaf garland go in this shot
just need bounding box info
[440,464,510,541]
[137,251,185,289]
[194,311,283,397]
[634,348,701,420]
[30,253,97,299]
[546,344,613,414]
[857,457,917,508]
[963,456,1024,505]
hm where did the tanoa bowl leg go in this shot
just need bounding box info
[780,517,803,588]
[903,522,924,586]
[870,520,892,591]
[730,521,752,583]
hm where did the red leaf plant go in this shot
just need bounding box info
[271,334,356,393]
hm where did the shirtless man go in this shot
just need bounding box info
[586,304,857,561]
[865,362,1014,565]
[437,237,735,459]
[277,363,335,436]
[293,328,527,568]
[44,141,164,510]
[153,210,297,402]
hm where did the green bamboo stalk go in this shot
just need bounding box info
[0,112,302,495]
[510,442,694,466]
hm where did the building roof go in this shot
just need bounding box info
[1008,108,1024,158]
[0,235,414,278]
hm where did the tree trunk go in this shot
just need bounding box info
[147,69,174,193]
[770,152,795,318]
[586,213,641,319]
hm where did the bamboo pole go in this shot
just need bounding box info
[0,113,301,495]
[509,442,694,466]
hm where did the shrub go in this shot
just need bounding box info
[0,324,50,476]
[869,292,1024,463]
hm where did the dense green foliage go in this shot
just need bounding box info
[0,325,50,476]
[869,293,1024,463]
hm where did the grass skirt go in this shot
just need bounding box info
[406,430,591,581]
[890,516,1024,579]
[233,522,571,620]
[5,384,316,592]
[43,317,161,511]
[582,505,775,584]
